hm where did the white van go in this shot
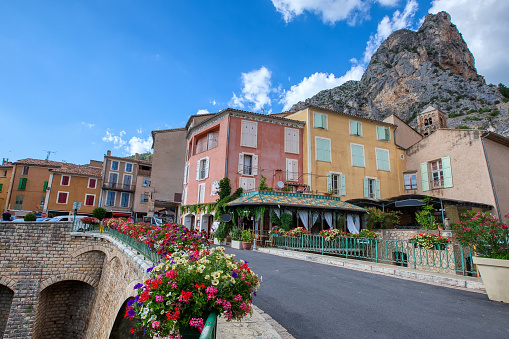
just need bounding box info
[48,215,86,222]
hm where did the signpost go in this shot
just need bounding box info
[72,202,81,231]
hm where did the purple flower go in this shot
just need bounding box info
[134,283,143,290]
[254,291,257,296]
[127,298,135,306]
[231,270,238,279]
[147,266,155,273]
[127,308,135,317]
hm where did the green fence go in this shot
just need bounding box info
[273,234,478,276]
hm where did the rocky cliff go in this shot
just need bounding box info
[289,12,509,135]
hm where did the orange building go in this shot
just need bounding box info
[44,164,103,216]
[0,159,14,212]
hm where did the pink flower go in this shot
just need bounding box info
[152,321,160,328]
[234,294,243,302]
[156,295,163,302]
[189,317,205,332]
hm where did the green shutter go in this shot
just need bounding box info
[363,177,369,198]
[316,138,330,162]
[314,113,323,128]
[385,127,391,141]
[321,114,327,129]
[376,149,390,171]
[420,162,429,192]
[326,173,332,192]
[377,126,383,140]
[43,181,48,192]
[340,174,346,196]
[442,156,453,188]
[351,144,364,167]
[0,183,2,192]
[376,179,381,199]
[18,178,27,190]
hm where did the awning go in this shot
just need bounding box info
[227,191,366,213]
[112,212,132,217]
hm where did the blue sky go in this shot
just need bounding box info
[1,0,508,164]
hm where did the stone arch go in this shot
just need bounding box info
[108,297,143,339]
[70,244,113,262]
[33,280,96,339]
[182,213,195,230]
[39,272,99,292]
[0,276,16,292]
[0,283,15,338]
[200,213,215,234]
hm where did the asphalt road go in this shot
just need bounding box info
[222,247,509,339]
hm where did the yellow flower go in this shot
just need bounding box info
[205,275,210,280]
[197,265,205,273]
[212,272,221,279]
[212,279,219,286]
[231,278,235,283]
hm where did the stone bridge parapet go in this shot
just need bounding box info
[0,221,152,339]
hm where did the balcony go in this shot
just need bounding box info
[138,169,151,177]
[102,182,135,192]
[194,134,219,155]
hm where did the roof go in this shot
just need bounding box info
[104,154,152,165]
[287,104,396,128]
[419,105,440,115]
[14,158,63,167]
[50,164,102,177]
[227,190,366,212]
[482,131,509,148]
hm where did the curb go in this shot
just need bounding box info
[257,247,486,293]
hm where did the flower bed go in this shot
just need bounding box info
[126,247,259,338]
[319,229,348,241]
[409,233,450,250]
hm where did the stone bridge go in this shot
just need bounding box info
[0,222,152,339]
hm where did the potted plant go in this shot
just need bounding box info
[241,229,254,250]
[126,247,260,338]
[230,227,243,250]
[454,211,509,302]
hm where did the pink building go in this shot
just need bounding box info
[182,109,305,232]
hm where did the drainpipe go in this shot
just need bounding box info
[225,114,231,178]
[481,132,502,221]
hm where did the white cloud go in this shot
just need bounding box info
[210,100,217,105]
[197,109,210,115]
[363,0,418,63]
[271,0,399,25]
[81,122,94,128]
[229,66,272,111]
[280,64,365,111]
[102,131,126,149]
[429,0,509,85]
[137,127,143,134]
[126,136,153,155]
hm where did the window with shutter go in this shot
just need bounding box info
[364,178,378,199]
[123,175,132,189]
[18,178,27,190]
[140,194,149,204]
[286,158,298,181]
[240,120,257,148]
[125,163,133,173]
[315,137,331,162]
[197,157,209,180]
[441,156,453,188]
[198,183,206,203]
[109,173,118,188]
[14,195,24,210]
[106,191,116,206]
[43,181,48,192]
[88,178,96,189]
[285,127,299,154]
[420,162,430,191]
[377,126,391,141]
[375,148,390,171]
[61,175,70,186]
[349,120,362,136]
[57,192,68,204]
[85,194,95,206]
[0,183,2,192]
[111,161,119,170]
[313,112,327,129]
[120,193,130,207]
[351,144,365,167]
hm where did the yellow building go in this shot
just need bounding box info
[0,159,14,212]
[283,105,407,201]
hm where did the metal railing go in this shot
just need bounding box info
[102,182,136,191]
[272,234,478,276]
[200,313,217,339]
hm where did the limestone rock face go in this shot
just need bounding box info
[289,11,509,136]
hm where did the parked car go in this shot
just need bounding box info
[11,217,49,222]
[48,215,86,222]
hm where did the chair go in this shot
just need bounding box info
[264,235,274,248]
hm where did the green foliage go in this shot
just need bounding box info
[230,227,242,241]
[415,197,437,230]
[366,207,401,230]
[489,110,500,117]
[448,113,463,118]
[93,207,107,220]
[258,175,272,191]
[218,177,231,200]
[127,152,152,161]
[241,229,254,242]
[215,222,232,242]
[456,125,469,129]
[270,211,293,231]
[503,98,509,103]
[24,213,37,221]
[498,83,509,99]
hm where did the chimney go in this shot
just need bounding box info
[107,150,111,156]
[2,158,5,165]
[62,163,67,169]
[135,153,139,160]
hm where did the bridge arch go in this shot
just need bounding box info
[0,284,15,338]
[32,280,96,339]
[39,272,100,292]
[70,244,113,262]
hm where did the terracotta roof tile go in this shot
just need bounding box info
[50,164,102,177]
[15,158,63,167]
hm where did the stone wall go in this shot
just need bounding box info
[0,284,14,337]
[0,221,151,339]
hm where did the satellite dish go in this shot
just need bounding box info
[277,181,285,188]
[221,214,232,222]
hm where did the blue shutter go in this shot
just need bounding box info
[326,173,332,192]
[420,162,429,192]
[363,178,369,198]
[385,127,391,141]
[340,174,346,196]
[314,113,322,128]
[442,156,453,188]
[351,144,364,167]
[376,179,381,199]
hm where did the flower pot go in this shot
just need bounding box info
[231,240,243,250]
[473,256,509,303]
[213,238,226,245]
[242,242,253,250]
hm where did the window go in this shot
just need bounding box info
[404,174,417,189]
[239,177,255,192]
[85,194,95,206]
[18,178,27,190]
[43,181,48,192]
[57,192,69,204]
[183,165,189,185]
[240,120,257,148]
[327,172,346,196]
[375,148,390,171]
[123,175,132,190]
[120,192,130,207]
[430,160,444,188]
[284,127,299,154]
[111,161,119,170]
[286,158,298,181]
[142,178,150,187]
[61,175,70,186]
[106,191,115,206]
[313,112,327,129]
[198,183,206,204]
[88,178,97,189]
[350,144,365,167]
[349,120,362,136]
[315,137,331,162]
[238,153,258,176]
[364,178,380,199]
[420,158,454,191]
[125,163,133,173]
[14,195,24,210]
[141,194,149,204]
[196,157,209,180]
[0,183,2,192]
[183,187,187,205]
[109,172,118,188]
[1,170,6,177]
[22,166,29,175]
[377,126,391,141]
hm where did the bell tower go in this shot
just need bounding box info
[417,106,447,136]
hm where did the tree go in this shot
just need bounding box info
[93,207,107,221]
[24,213,36,221]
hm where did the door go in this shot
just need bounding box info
[14,195,24,210]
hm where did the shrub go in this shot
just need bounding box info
[241,229,254,242]
[24,213,37,221]
[366,207,400,229]
[93,207,107,220]
[410,233,450,250]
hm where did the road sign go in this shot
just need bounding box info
[73,202,82,210]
